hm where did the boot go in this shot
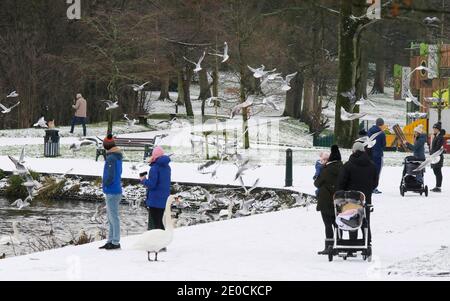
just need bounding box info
[431,187,442,193]
[318,239,334,255]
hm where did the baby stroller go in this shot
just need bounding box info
[400,156,428,197]
[328,191,373,262]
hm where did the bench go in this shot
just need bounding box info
[96,135,166,162]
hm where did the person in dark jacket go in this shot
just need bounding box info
[403,124,427,161]
[337,141,378,246]
[140,146,172,230]
[314,145,343,255]
[430,122,446,192]
[99,135,123,250]
[367,118,386,194]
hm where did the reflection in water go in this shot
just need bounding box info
[0,198,148,259]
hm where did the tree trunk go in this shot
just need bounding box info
[212,63,219,97]
[177,70,185,105]
[335,0,359,148]
[198,69,212,101]
[158,72,171,101]
[284,72,304,119]
[182,67,194,117]
[301,77,314,123]
[371,59,385,94]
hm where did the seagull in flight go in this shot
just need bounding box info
[0,102,20,114]
[33,116,48,128]
[239,178,260,196]
[184,51,206,73]
[123,114,138,127]
[355,131,383,149]
[261,71,282,86]
[355,97,376,108]
[413,148,445,172]
[424,17,441,25]
[18,147,26,164]
[130,82,150,92]
[407,112,428,119]
[230,95,255,118]
[69,138,97,153]
[7,91,19,98]
[407,66,438,78]
[8,155,29,175]
[406,89,423,107]
[209,42,229,63]
[101,100,119,111]
[279,72,298,91]
[248,65,276,79]
[340,108,367,121]
[261,96,280,111]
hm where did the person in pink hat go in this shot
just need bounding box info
[140,146,172,231]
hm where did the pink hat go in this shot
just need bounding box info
[151,146,165,163]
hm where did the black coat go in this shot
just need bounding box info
[314,160,343,216]
[337,151,378,203]
[431,130,446,168]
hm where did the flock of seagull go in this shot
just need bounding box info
[0,91,20,115]
[7,148,43,210]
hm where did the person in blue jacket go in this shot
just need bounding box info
[367,118,386,194]
[99,134,123,250]
[140,146,172,231]
[403,124,427,161]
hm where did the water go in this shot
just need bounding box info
[0,198,148,259]
[0,184,306,259]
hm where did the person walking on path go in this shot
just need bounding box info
[70,93,87,137]
[99,135,123,250]
[367,118,386,194]
[430,122,446,193]
[314,145,343,255]
[403,124,427,161]
[140,146,172,231]
[337,141,378,247]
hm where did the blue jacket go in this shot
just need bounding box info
[367,125,386,159]
[406,134,427,161]
[102,149,123,195]
[142,156,172,209]
[313,160,324,180]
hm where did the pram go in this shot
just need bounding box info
[327,191,373,262]
[400,156,428,197]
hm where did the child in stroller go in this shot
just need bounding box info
[327,191,373,262]
[400,156,428,197]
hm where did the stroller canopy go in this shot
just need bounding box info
[334,191,366,231]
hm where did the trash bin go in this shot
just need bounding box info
[44,129,60,157]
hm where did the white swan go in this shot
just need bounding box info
[133,196,176,261]
[0,222,21,246]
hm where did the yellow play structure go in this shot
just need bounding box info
[385,119,428,148]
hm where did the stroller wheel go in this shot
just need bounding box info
[400,186,405,197]
[367,247,373,262]
[425,186,429,197]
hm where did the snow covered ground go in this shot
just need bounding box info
[1,166,449,281]
[1,80,448,280]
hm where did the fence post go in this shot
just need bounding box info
[285,148,293,187]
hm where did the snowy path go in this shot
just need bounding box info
[1,163,450,280]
